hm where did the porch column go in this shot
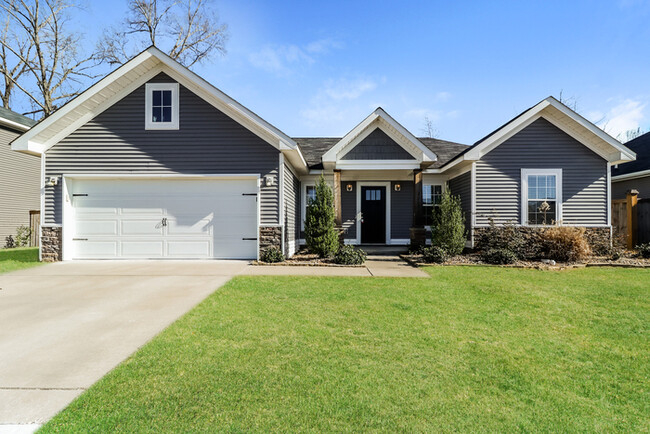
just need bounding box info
[413,169,423,227]
[333,170,342,226]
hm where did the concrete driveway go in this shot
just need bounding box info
[0,260,248,427]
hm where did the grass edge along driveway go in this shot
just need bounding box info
[0,247,40,274]
[41,267,649,432]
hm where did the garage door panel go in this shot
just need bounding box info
[167,241,211,257]
[76,220,118,236]
[121,220,164,236]
[70,178,259,259]
[121,241,164,257]
[74,240,118,258]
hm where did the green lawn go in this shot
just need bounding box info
[42,267,649,432]
[0,247,40,274]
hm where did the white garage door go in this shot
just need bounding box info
[69,178,258,259]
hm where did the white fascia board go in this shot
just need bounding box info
[546,97,636,161]
[335,160,421,170]
[11,50,156,154]
[322,107,437,163]
[282,148,308,175]
[611,168,650,182]
[152,47,298,152]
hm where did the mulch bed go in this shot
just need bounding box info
[254,251,365,267]
[401,251,650,270]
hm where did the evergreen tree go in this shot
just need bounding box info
[431,190,466,256]
[305,175,339,258]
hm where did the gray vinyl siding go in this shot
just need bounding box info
[341,181,357,240]
[341,129,414,160]
[44,73,280,225]
[475,117,608,226]
[448,172,472,238]
[283,163,298,255]
[391,181,413,239]
[612,176,650,200]
[0,126,40,244]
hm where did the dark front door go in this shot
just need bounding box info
[361,186,386,243]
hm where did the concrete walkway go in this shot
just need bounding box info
[245,255,429,278]
[0,255,425,431]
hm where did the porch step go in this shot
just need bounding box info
[358,245,408,256]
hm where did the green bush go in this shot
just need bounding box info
[304,175,339,258]
[431,190,466,256]
[334,245,366,265]
[637,243,650,259]
[4,235,15,249]
[422,246,448,264]
[481,248,518,265]
[260,246,285,263]
[15,225,31,248]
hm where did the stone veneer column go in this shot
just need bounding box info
[259,226,282,257]
[41,226,62,262]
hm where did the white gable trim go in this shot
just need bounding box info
[12,47,305,169]
[322,108,437,164]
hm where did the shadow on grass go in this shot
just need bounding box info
[0,247,39,263]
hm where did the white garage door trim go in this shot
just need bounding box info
[62,174,261,260]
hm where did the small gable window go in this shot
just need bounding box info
[145,83,179,130]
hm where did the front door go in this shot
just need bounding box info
[361,186,386,243]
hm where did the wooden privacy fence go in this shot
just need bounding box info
[29,210,40,247]
[611,190,650,248]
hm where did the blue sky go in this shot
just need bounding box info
[79,0,650,144]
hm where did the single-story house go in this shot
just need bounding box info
[0,107,38,246]
[11,47,636,261]
[612,132,649,199]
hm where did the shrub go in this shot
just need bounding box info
[541,226,591,262]
[260,246,285,263]
[15,225,31,248]
[304,175,339,258]
[422,246,448,264]
[475,219,537,259]
[637,243,650,259]
[431,190,466,256]
[4,235,15,249]
[334,245,366,265]
[480,248,518,265]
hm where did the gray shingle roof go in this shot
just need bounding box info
[293,137,468,170]
[612,132,650,177]
[0,106,36,130]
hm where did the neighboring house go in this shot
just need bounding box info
[0,107,38,247]
[612,132,650,199]
[11,47,636,261]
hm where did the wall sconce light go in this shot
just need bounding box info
[46,176,60,187]
[346,184,353,192]
[394,184,401,192]
[264,176,274,187]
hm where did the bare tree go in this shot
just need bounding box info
[421,115,438,138]
[0,0,99,117]
[98,0,228,68]
[617,127,646,143]
[0,10,33,108]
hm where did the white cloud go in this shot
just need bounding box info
[435,91,452,102]
[248,38,342,76]
[596,99,647,139]
[323,78,378,100]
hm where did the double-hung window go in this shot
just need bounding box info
[301,183,317,231]
[422,184,443,226]
[521,169,562,225]
[145,83,179,130]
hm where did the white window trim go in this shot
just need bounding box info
[521,168,563,226]
[422,182,445,230]
[300,182,316,231]
[145,83,179,130]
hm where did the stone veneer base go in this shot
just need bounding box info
[41,226,62,262]
[259,226,282,257]
[474,226,611,253]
